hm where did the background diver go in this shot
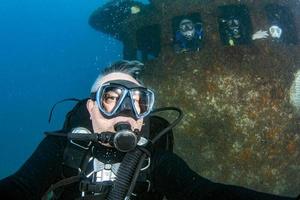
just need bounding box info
[174,18,204,53]
[0,60,299,200]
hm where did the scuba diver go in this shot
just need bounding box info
[218,4,252,46]
[252,25,282,41]
[0,60,299,200]
[252,4,298,44]
[174,18,204,53]
[219,16,244,46]
[225,17,241,45]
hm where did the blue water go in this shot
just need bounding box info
[0,0,124,178]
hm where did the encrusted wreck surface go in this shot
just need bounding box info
[90,0,300,196]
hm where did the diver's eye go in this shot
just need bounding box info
[103,92,120,104]
[104,95,118,103]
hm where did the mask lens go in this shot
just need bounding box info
[99,86,125,114]
[181,22,193,32]
[186,23,193,30]
[130,89,154,117]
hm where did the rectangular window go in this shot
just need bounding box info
[218,4,253,46]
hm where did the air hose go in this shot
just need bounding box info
[107,107,183,200]
[107,148,145,200]
[44,107,182,200]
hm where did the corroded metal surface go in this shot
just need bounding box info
[143,43,300,196]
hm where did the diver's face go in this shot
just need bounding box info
[87,72,144,134]
[180,21,195,40]
[269,25,282,38]
[227,19,240,38]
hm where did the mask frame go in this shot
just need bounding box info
[91,80,155,119]
[269,25,282,38]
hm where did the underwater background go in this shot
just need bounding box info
[1,0,300,197]
[86,0,299,196]
[0,0,124,178]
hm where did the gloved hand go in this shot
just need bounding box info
[252,30,269,40]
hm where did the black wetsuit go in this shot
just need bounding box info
[0,135,297,200]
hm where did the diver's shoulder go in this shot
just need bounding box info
[151,149,182,166]
[39,133,68,150]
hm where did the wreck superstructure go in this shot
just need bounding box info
[90,0,300,196]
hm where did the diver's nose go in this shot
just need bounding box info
[118,96,137,119]
[120,96,132,110]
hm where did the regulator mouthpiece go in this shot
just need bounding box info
[113,122,138,152]
[67,123,139,152]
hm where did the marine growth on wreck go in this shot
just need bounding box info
[90,0,300,196]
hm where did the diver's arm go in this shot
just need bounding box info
[152,150,296,200]
[0,135,67,200]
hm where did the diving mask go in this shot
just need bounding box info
[269,25,282,38]
[91,80,155,120]
[179,19,195,39]
[228,19,241,38]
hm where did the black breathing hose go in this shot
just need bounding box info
[44,106,183,200]
[150,107,183,144]
[107,107,183,200]
[107,148,144,200]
